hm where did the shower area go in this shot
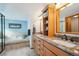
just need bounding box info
[0,13,5,53]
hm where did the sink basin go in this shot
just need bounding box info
[52,39,77,48]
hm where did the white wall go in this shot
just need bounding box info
[34,19,41,33]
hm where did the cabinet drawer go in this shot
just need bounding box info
[40,44,44,48]
[38,39,43,44]
[44,41,70,56]
[40,49,44,56]
[44,47,56,56]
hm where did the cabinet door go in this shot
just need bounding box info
[32,36,37,49]
[39,39,44,56]
[38,40,43,56]
[35,40,40,55]
[44,47,55,56]
[39,46,44,56]
[32,39,35,49]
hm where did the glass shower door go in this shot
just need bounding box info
[2,15,5,51]
[0,14,2,53]
[0,13,5,53]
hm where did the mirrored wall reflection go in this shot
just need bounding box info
[59,3,79,33]
[65,15,79,32]
[0,13,5,53]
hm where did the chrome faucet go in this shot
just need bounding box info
[61,35,68,40]
[61,35,74,42]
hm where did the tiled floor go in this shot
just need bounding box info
[1,47,38,56]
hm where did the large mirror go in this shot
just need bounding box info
[56,3,79,34]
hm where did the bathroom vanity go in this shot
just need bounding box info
[32,3,79,56]
[32,34,79,56]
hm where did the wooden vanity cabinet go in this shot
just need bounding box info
[32,37,44,56]
[32,36,70,56]
[44,41,70,56]
[41,4,56,38]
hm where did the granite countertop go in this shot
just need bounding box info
[34,34,79,56]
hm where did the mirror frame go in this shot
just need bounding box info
[56,3,79,34]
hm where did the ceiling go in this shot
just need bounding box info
[1,3,79,21]
[0,3,48,20]
[60,3,79,21]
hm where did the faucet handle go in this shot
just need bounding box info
[70,37,74,42]
[67,36,74,42]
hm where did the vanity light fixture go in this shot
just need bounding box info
[56,3,66,9]
[60,3,73,11]
[56,3,73,11]
[74,15,78,18]
[60,7,66,11]
[66,3,73,7]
